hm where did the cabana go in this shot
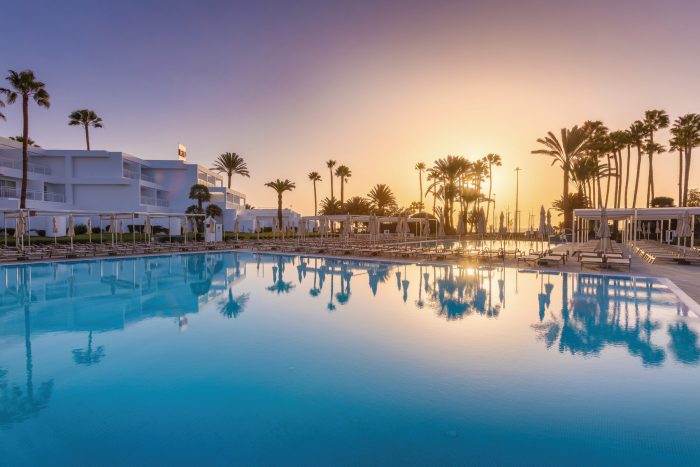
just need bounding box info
[573,207,699,249]
[300,214,429,241]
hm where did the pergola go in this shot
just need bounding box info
[301,214,432,239]
[2,208,205,248]
[573,207,699,248]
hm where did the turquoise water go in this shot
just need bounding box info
[1,252,699,465]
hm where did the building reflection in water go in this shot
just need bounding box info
[1,253,699,428]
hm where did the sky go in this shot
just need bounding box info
[1,0,700,222]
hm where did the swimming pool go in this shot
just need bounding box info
[404,238,550,252]
[1,252,699,465]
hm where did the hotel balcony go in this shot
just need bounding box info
[0,187,65,203]
[0,157,51,175]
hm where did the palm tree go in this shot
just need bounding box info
[9,135,38,146]
[669,134,684,207]
[644,142,666,207]
[188,184,211,211]
[628,120,646,208]
[531,126,589,230]
[343,196,371,215]
[326,160,336,199]
[367,184,397,215]
[210,152,250,189]
[642,109,670,207]
[483,154,501,226]
[319,197,342,215]
[265,179,296,228]
[415,162,426,211]
[672,113,700,206]
[68,109,102,150]
[0,96,5,120]
[307,171,322,215]
[1,70,50,208]
[334,165,351,203]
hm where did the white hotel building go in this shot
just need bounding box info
[0,137,301,233]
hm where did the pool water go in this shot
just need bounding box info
[1,252,699,465]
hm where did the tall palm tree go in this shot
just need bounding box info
[1,70,50,208]
[628,120,646,208]
[265,179,296,228]
[415,162,426,211]
[307,171,322,215]
[211,152,250,189]
[531,126,589,230]
[0,96,5,121]
[367,183,397,216]
[673,113,700,206]
[642,109,670,207]
[68,109,103,150]
[669,135,684,207]
[483,154,501,226]
[644,141,666,206]
[334,165,351,203]
[326,160,336,199]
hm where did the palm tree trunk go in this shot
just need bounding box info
[20,95,29,209]
[624,145,631,208]
[605,157,612,208]
[418,171,423,211]
[84,123,91,151]
[329,170,334,199]
[313,181,318,216]
[678,149,684,206]
[683,147,692,207]
[647,154,654,207]
[227,173,232,189]
[632,146,642,208]
[277,193,283,229]
[340,178,344,204]
[486,163,493,227]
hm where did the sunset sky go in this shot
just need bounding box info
[2,0,700,222]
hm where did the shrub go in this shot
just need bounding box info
[75,224,88,235]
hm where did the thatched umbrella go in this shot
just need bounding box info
[456,214,465,236]
[51,216,59,244]
[109,215,117,244]
[539,206,546,240]
[67,215,75,249]
[144,216,152,238]
[233,217,240,241]
[597,208,611,253]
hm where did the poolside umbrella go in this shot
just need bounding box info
[656,220,661,241]
[14,211,26,249]
[477,209,486,236]
[438,212,446,237]
[191,217,198,237]
[67,215,75,249]
[546,209,553,235]
[539,206,546,240]
[424,218,431,236]
[597,208,611,253]
[110,215,117,244]
[343,214,352,239]
[499,211,506,235]
[233,217,240,241]
[51,216,58,244]
[456,214,465,236]
[677,211,692,240]
[144,216,152,237]
[87,218,93,243]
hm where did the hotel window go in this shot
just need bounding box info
[0,179,17,197]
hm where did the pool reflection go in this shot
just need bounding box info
[1,252,699,430]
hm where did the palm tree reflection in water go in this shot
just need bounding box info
[0,270,53,427]
[532,274,700,367]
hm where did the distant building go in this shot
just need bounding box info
[0,137,259,230]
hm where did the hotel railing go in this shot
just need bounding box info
[123,167,139,179]
[0,188,63,202]
[140,196,156,206]
[156,198,170,207]
[140,172,156,183]
[0,157,51,175]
